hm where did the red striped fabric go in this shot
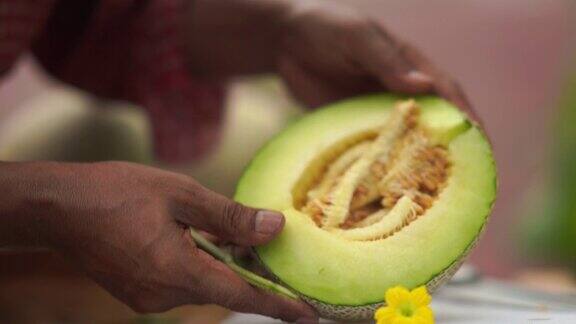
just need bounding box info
[1,0,225,163]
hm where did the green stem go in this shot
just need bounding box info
[189,228,299,300]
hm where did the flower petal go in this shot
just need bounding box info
[414,306,434,324]
[375,306,398,323]
[410,286,432,307]
[385,286,411,307]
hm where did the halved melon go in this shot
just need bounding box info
[235,94,496,320]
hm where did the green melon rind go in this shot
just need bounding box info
[254,129,494,306]
[235,94,496,318]
[301,241,470,321]
[297,217,491,321]
[312,171,495,322]
[254,179,495,320]
[255,213,492,321]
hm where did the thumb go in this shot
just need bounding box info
[217,201,286,246]
[175,181,285,246]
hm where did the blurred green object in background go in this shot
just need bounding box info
[524,69,576,271]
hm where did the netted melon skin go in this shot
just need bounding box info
[295,233,480,321]
[253,215,488,321]
[303,255,465,321]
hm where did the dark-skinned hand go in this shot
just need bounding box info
[0,161,317,323]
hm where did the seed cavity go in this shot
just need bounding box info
[299,100,451,241]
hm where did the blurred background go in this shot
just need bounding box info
[1,0,575,322]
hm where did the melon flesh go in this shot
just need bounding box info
[235,95,496,317]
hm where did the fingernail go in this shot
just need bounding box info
[255,211,284,235]
[295,318,318,324]
[406,70,433,84]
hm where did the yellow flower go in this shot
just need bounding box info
[374,286,434,324]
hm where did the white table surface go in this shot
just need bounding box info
[225,277,576,324]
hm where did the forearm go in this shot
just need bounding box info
[185,0,294,78]
[0,161,77,249]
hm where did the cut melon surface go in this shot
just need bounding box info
[235,94,496,316]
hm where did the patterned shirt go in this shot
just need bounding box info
[0,0,225,163]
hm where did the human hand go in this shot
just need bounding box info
[186,0,473,120]
[278,1,474,117]
[19,161,316,322]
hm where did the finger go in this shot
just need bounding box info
[399,43,481,120]
[199,230,221,244]
[278,55,346,108]
[279,55,385,108]
[357,22,434,94]
[172,180,285,246]
[194,249,318,323]
[434,78,482,123]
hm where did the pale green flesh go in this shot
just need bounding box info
[235,95,496,306]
